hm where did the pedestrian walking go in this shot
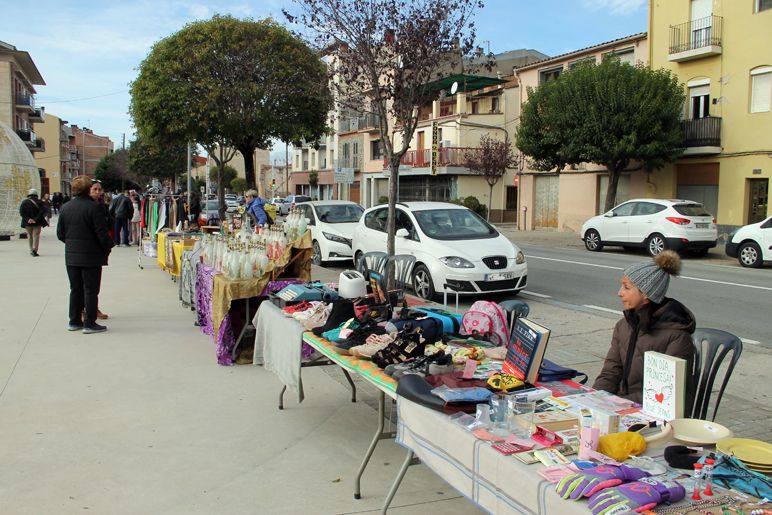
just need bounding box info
[593,250,695,404]
[19,188,48,256]
[109,190,134,246]
[130,191,141,245]
[56,175,115,334]
[42,193,53,225]
[52,192,62,214]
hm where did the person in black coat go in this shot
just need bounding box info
[19,188,48,256]
[56,175,115,334]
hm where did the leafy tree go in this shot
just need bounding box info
[308,170,319,199]
[94,149,134,192]
[230,177,248,194]
[286,0,486,287]
[127,136,188,191]
[517,58,685,212]
[464,135,516,221]
[210,165,238,186]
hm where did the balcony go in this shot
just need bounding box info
[28,106,45,122]
[15,93,35,112]
[681,117,721,156]
[669,15,722,62]
[339,113,382,133]
[339,155,361,169]
[384,147,475,169]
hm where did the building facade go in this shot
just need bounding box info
[0,41,46,155]
[649,0,772,230]
[69,125,113,178]
[514,33,650,231]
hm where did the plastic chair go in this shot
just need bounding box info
[387,254,417,291]
[498,299,530,339]
[689,328,743,421]
[357,251,388,281]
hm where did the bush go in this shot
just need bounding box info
[230,177,247,194]
[378,195,389,204]
[451,196,487,219]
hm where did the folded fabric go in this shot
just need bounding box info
[430,385,492,403]
[587,478,685,515]
[555,464,649,500]
[707,454,772,499]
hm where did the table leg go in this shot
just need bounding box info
[381,449,415,514]
[231,297,256,361]
[341,370,357,403]
[278,385,287,410]
[354,391,385,500]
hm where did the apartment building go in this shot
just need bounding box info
[514,32,649,231]
[0,41,46,156]
[70,125,113,177]
[649,0,772,229]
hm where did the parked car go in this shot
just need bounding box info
[295,200,364,265]
[224,194,239,213]
[580,198,717,257]
[280,194,312,215]
[351,202,527,300]
[199,200,221,226]
[725,216,772,268]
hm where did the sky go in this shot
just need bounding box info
[1,0,647,162]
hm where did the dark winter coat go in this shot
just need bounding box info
[19,196,48,228]
[109,194,134,220]
[593,298,696,404]
[56,196,115,267]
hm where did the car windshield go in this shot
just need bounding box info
[413,208,497,240]
[673,203,711,216]
[294,196,311,203]
[315,204,364,223]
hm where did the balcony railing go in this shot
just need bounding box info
[339,155,361,169]
[384,147,476,168]
[15,93,35,108]
[681,116,721,148]
[339,113,382,132]
[669,15,722,55]
[16,129,36,143]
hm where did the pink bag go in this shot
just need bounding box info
[460,300,510,346]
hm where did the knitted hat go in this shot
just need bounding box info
[623,250,681,304]
[28,188,38,196]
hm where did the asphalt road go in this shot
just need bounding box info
[517,244,772,348]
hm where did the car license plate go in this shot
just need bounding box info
[485,272,515,281]
[695,223,709,229]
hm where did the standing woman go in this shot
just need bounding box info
[130,191,141,244]
[57,176,114,333]
[42,193,53,225]
[19,188,48,256]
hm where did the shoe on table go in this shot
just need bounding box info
[349,333,397,359]
[83,323,107,334]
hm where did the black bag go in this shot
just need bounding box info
[387,317,444,345]
[538,359,588,384]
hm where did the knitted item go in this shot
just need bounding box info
[623,251,681,303]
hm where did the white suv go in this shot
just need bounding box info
[581,199,717,257]
[725,216,772,267]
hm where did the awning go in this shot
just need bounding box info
[423,74,508,95]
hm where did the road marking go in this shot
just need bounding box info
[740,338,761,346]
[521,290,551,298]
[583,304,623,315]
[527,255,772,291]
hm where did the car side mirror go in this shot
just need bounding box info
[306,217,313,226]
[604,212,615,218]
[396,228,409,238]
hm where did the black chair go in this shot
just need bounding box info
[689,328,743,421]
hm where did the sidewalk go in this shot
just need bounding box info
[0,225,768,514]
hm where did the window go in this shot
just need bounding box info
[505,186,517,209]
[352,142,359,165]
[395,209,419,240]
[603,48,635,65]
[413,208,497,240]
[689,84,710,118]
[751,67,772,113]
[370,139,383,160]
[364,208,388,232]
[569,56,596,69]
[633,202,666,216]
[471,101,479,114]
[491,96,500,113]
[612,202,636,217]
[539,66,563,84]
[757,0,772,12]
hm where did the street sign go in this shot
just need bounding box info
[334,166,354,184]
[431,121,439,176]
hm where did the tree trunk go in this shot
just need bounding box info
[604,165,621,213]
[218,146,226,223]
[386,159,399,289]
[239,143,256,190]
[487,183,494,222]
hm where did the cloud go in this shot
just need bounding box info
[582,0,646,15]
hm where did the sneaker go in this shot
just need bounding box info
[83,323,107,334]
[349,333,397,359]
[67,323,83,332]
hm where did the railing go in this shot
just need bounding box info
[339,113,382,132]
[15,93,35,108]
[681,117,721,147]
[384,147,477,168]
[16,129,37,143]
[669,15,722,54]
[339,155,361,169]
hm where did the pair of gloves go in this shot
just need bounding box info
[555,464,685,514]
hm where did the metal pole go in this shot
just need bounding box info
[284,142,289,197]
[186,141,192,228]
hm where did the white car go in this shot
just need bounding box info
[725,216,772,268]
[581,198,717,257]
[296,200,364,265]
[280,194,312,215]
[351,202,527,300]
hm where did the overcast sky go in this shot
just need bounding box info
[1,0,646,162]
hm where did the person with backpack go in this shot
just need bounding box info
[19,188,48,256]
[245,189,271,227]
[593,251,695,404]
[109,190,134,246]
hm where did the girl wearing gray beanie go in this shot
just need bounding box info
[593,250,696,403]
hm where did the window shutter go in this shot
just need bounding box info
[751,72,772,113]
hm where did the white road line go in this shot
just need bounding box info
[527,255,772,291]
[583,304,623,315]
[740,338,761,345]
[521,290,552,298]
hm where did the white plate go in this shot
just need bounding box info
[669,418,733,445]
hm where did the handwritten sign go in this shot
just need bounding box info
[642,351,686,421]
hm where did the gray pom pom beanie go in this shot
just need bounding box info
[623,251,681,304]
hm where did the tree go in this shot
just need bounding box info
[286,0,486,286]
[210,165,238,187]
[308,170,319,200]
[464,135,516,221]
[517,58,685,212]
[230,177,248,194]
[127,136,188,191]
[94,149,134,192]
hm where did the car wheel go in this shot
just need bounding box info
[412,264,436,300]
[687,248,709,258]
[646,233,667,256]
[312,240,323,266]
[738,242,762,268]
[584,229,603,251]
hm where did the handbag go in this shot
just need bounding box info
[538,359,588,384]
